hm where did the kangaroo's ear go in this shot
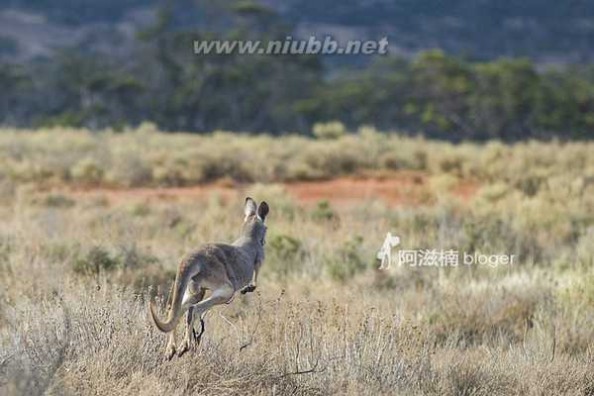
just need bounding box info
[257,201,269,221]
[244,197,257,218]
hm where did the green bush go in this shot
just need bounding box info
[41,194,76,208]
[71,158,104,185]
[73,246,118,275]
[72,245,159,275]
[267,234,305,277]
[326,236,368,282]
[311,200,338,223]
[312,121,347,140]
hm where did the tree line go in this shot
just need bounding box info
[1,10,594,140]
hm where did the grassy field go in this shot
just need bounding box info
[1,127,594,395]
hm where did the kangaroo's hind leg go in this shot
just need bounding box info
[178,284,205,357]
[165,331,177,360]
[191,282,235,335]
[163,281,178,360]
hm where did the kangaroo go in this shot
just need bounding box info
[149,197,269,359]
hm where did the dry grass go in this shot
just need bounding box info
[0,125,593,189]
[1,129,594,395]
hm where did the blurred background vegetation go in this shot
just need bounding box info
[1,0,594,140]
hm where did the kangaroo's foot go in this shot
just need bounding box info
[240,284,256,294]
[165,342,176,360]
[177,337,190,357]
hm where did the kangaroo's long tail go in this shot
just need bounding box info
[149,262,192,333]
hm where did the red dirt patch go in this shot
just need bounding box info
[65,172,478,207]
[286,173,429,206]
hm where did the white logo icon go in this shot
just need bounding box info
[377,232,400,270]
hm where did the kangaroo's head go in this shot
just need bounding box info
[242,197,269,246]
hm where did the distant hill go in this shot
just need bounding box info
[274,0,594,62]
[1,0,594,63]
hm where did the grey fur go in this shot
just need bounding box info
[149,197,269,359]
